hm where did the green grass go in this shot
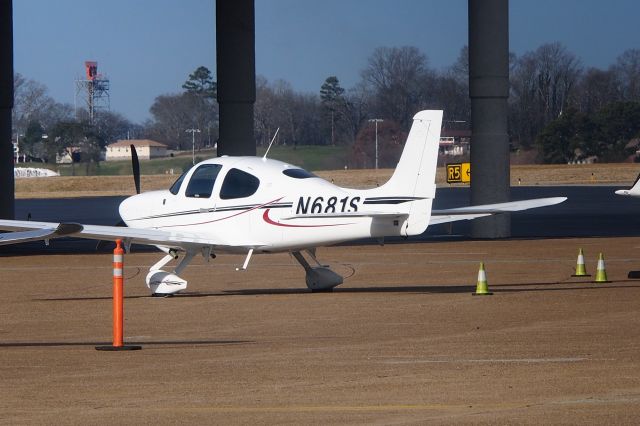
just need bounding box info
[257,145,349,171]
[15,145,351,176]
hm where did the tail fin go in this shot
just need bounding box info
[378,110,443,198]
[615,170,640,197]
[374,110,443,235]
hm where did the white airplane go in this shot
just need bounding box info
[615,171,640,196]
[0,110,566,295]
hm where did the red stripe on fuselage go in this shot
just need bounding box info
[262,209,352,228]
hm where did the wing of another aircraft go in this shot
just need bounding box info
[430,196,566,225]
[0,219,264,252]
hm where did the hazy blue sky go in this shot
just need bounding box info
[13,0,640,123]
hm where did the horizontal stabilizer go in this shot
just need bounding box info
[430,197,566,226]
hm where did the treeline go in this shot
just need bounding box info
[511,43,640,162]
[147,43,640,165]
[12,43,640,168]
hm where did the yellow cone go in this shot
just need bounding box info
[473,262,493,296]
[571,248,590,277]
[595,253,610,283]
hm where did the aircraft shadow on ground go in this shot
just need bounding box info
[34,279,640,301]
[222,285,476,296]
[0,339,254,348]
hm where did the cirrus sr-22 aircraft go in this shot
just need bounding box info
[0,110,566,295]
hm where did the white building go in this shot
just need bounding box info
[106,139,168,161]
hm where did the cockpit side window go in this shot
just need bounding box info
[220,168,260,199]
[185,164,223,198]
[169,170,188,195]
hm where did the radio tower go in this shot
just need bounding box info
[75,61,110,124]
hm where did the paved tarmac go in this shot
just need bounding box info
[3,186,640,423]
[1,238,640,424]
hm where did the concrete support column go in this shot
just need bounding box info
[216,0,256,156]
[0,0,14,220]
[468,0,510,238]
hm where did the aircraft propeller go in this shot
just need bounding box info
[131,144,141,194]
[95,144,140,251]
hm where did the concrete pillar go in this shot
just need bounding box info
[216,0,256,156]
[468,0,510,238]
[0,0,14,220]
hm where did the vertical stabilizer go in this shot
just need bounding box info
[375,110,443,235]
[615,170,640,197]
[379,110,443,197]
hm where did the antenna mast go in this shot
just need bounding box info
[262,127,280,160]
[74,61,110,124]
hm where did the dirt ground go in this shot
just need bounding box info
[14,163,640,198]
[2,237,640,424]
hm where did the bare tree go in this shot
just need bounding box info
[534,43,582,120]
[12,73,58,132]
[253,77,324,148]
[148,92,215,150]
[254,75,277,146]
[361,46,434,129]
[575,67,621,114]
[611,48,640,101]
[93,111,134,145]
[340,82,372,145]
[510,42,582,148]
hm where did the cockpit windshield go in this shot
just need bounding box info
[169,170,189,195]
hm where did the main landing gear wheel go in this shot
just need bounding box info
[292,250,344,292]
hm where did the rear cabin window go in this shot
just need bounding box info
[220,168,260,199]
[282,168,317,179]
[185,164,222,198]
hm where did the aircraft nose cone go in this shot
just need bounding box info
[119,191,168,225]
[119,193,148,223]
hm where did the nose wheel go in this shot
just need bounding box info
[146,250,195,295]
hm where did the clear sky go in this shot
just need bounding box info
[13,0,640,124]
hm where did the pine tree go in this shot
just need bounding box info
[320,76,345,145]
[182,66,217,98]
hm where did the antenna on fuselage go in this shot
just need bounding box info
[262,127,280,160]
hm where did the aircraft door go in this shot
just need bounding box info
[162,164,222,226]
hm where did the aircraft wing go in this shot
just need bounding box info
[0,222,83,245]
[430,196,566,225]
[0,219,264,251]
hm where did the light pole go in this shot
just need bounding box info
[368,118,383,169]
[185,128,201,165]
[14,132,22,163]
